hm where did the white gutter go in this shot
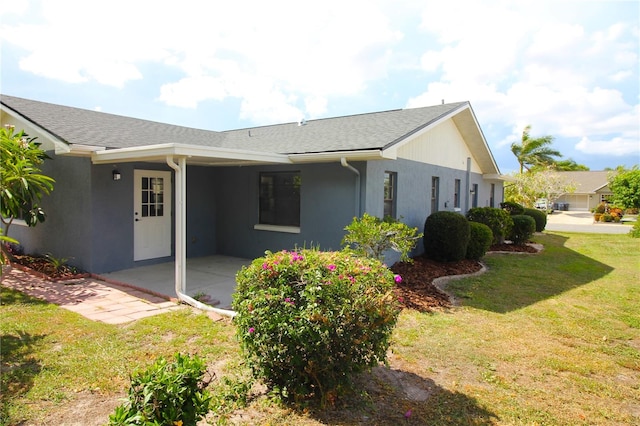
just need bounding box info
[166,156,236,318]
[341,157,361,217]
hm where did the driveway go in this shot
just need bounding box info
[545,211,633,234]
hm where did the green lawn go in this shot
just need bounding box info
[1,232,639,425]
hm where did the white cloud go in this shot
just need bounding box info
[575,136,639,156]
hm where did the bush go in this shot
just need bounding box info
[466,221,493,260]
[500,201,525,215]
[508,215,536,245]
[629,221,640,238]
[232,249,400,405]
[523,208,547,232]
[466,207,514,245]
[342,213,422,262]
[423,211,470,262]
[109,353,212,426]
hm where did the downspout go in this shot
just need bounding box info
[341,157,361,217]
[465,157,471,213]
[166,156,236,318]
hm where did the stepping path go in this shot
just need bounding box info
[1,267,184,324]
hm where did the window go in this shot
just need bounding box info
[141,177,165,217]
[454,179,461,209]
[431,176,439,213]
[490,184,495,207]
[384,172,396,218]
[259,172,301,227]
[600,194,612,203]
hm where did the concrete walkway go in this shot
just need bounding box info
[1,266,184,324]
[545,211,633,234]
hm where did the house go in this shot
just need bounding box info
[1,95,505,279]
[553,171,614,211]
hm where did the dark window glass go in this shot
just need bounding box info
[259,172,301,227]
[384,172,397,218]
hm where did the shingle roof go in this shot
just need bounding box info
[1,94,468,155]
[557,171,612,193]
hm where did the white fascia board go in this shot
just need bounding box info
[290,149,394,163]
[66,144,106,156]
[91,143,291,165]
[483,174,513,181]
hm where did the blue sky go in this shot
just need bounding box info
[1,0,638,173]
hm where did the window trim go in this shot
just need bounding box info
[454,179,461,209]
[383,171,397,219]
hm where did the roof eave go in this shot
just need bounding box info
[289,149,395,163]
[91,143,292,165]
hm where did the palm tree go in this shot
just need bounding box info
[511,125,561,173]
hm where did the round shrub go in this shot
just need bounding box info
[423,211,470,262]
[523,208,547,232]
[508,214,536,245]
[500,201,525,215]
[233,249,401,404]
[466,221,493,260]
[466,207,514,245]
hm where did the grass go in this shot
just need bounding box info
[1,232,639,425]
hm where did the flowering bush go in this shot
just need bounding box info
[232,249,401,404]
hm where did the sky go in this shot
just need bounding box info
[1,0,638,173]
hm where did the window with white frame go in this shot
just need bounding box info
[384,171,397,218]
[454,179,461,209]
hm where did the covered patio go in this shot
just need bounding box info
[98,255,251,311]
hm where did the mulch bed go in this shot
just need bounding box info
[391,242,539,312]
[6,242,539,311]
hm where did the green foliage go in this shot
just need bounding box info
[629,221,640,238]
[523,208,547,232]
[423,211,470,262]
[0,127,55,232]
[466,222,493,260]
[466,207,514,245]
[500,201,525,215]
[508,215,536,245]
[342,213,422,262]
[232,249,400,405]
[608,167,640,209]
[108,353,212,426]
[510,125,561,173]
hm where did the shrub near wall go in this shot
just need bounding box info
[233,249,401,405]
[466,221,493,260]
[466,207,514,245]
[509,215,536,245]
[423,211,470,262]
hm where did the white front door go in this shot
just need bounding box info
[134,170,172,261]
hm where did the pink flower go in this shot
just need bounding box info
[327,264,336,271]
[284,297,295,305]
[248,327,255,334]
[394,275,403,284]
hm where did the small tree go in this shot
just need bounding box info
[342,213,422,263]
[504,169,576,208]
[0,126,55,259]
[608,166,640,209]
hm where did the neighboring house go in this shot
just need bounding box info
[1,95,505,276]
[553,171,614,211]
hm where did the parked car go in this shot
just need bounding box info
[535,199,554,212]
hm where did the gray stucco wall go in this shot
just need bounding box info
[214,162,362,260]
[7,154,93,271]
[364,158,502,264]
[6,154,503,274]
